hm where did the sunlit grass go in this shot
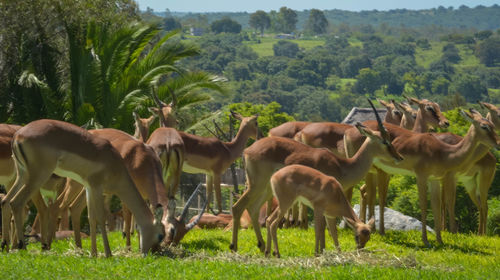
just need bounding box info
[247,37,324,57]
[0,229,498,279]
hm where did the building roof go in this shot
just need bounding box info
[342,107,387,125]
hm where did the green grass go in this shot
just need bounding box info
[415,42,479,69]
[1,228,498,279]
[247,37,324,57]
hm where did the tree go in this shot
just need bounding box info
[164,17,182,31]
[451,74,487,102]
[273,40,300,58]
[210,18,242,34]
[249,10,270,37]
[476,37,500,66]
[277,7,297,33]
[354,68,381,95]
[305,9,328,35]
[442,43,461,63]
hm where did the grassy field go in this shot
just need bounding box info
[247,37,324,57]
[0,228,498,279]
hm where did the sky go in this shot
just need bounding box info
[135,0,500,13]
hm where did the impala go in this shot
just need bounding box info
[350,108,499,246]
[268,121,311,138]
[1,119,165,257]
[178,111,259,214]
[230,107,403,252]
[266,164,374,257]
[132,111,156,142]
[392,100,417,130]
[347,97,449,232]
[377,98,403,125]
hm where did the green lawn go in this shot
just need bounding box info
[0,228,498,279]
[415,42,479,69]
[247,37,324,57]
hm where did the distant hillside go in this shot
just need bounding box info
[156,5,500,31]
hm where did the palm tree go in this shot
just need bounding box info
[66,22,226,133]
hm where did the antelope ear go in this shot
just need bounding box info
[149,107,160,114]
[343,217,356,230]
[154,206,164,224]
[230,110,243,120]
[148,114,157,124]
[377,98,389,107]
[460,109,475,122]
[133,111,140,122]
[367,217,375,228]
[355,122,374,139]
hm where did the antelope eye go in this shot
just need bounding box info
[425,106,434,112]
[481,125,491,131]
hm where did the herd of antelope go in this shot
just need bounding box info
[0,92,499,258]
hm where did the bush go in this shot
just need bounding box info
[487,197,500,236]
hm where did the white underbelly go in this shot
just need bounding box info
[373,159,415,176]
[54,167,87,187]
[295,196,313,209]
[182,162,209,175]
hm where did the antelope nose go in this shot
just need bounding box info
[442,121,450,128]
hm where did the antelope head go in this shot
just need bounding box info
[344,217,375,249]
[133,111,156,142]
[462,108,500,149]
[478,101,500,129]
[393,100,417,120]
[230,110,261,140]
[164,183,208,246]
[365,99,404,162]
[149,87,178,128]
[377,98,402,125]
[140,206,166,255]
[404,95,449,129]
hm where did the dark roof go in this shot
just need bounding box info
[342,107,387,125]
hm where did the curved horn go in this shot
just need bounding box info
[169,87,178,108]
[179,183,204,223]
[367,98,390,139]
[185,190,209,230]
[151,86,166,108]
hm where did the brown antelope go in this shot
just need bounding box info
[479,101,500,128]
[266,164,374,257]
[178,111,259,214]
[230,110,403,252]
[377,98,403,125]
[393,100,417,130]
[1,119,165,257]
[132,111,156,142]
[268,121,311,138]
[348,97,449,232]
[349,108,499,246]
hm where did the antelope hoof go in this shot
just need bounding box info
[257,241,265,252]
[17,240,25,250]
[229,243,236,252]
[272,251,280,258]
[1,240,8,251]
[41,243,50,251]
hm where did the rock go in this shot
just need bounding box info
[340,205,434,232]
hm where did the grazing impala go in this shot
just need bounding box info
[230,106,403,252]
[1,120,165,257]
[266,164,374,257]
